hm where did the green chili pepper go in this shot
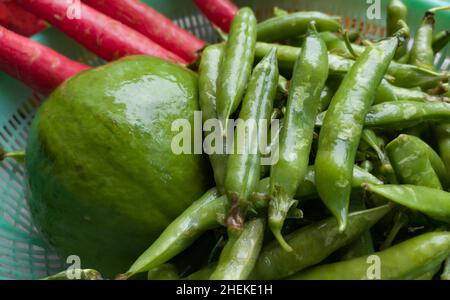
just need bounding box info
[120,188,225,279]
[257,11,341,42]
[209,218,265,280]
[216,7,257,133]
[290,231,450,280]
[248,205,391,279]
[147,264,180,280]
[315,36,399,231]
[43,269,102,280]
[340,196,375,260]
[365,184,450,223]
[432,30,450,53]
[386,134,450,189]
[254,42,448,88]
[387,0,408,36]
[198,44,228,193]
[364,101,450,129]
[269,22,328,251]
[409,12,435,70]
[224,48,278,230]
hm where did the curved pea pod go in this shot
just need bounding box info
[257,11,341,42]
[43,269,102,280]
[409,12,435,70]
[433,123,450,180]
[432,30,450,53]
[390,84,447,102]
[290,231,450,280]
[216,7,257,133]
[364,101,450,129]
[147,264,180,280]
[269,22,329,251]
[209,218,265,280]
[386,61,448,89]
[365,184,450,223]
[315,36,399,231]
[374,79,398,104]
[386,134,450,189]
[387,0,408,36]
[198,44,227,193]
[224,48,279,230]
[248,205,391,280]
[120,188,226,279]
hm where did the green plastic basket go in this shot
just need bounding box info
[0,0,449,280]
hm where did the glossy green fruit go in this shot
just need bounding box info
[25,56,212,277]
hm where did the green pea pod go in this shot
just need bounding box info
[386,134,450,189]
[254,42,448,88]
[257,165,383,203]
[409,12,435,70]
[257,11,341,42]
[269,22,328,251]
[364,101,450,129]
[121,188,225,279]
[340,196,374,260]
[248,205,391,279]
[433,123,450,180]
[147,264,180,280]
[374,79,398,104]
[315,36,399,231]
[216,7,257,133]
[365,184,450,223]
[224,48,279,230]
[42,269,102,280]
[185,263,217,280]
[290,231,450,280]
[387,0,408,36]
[209,218,265,280]
[390,84,447,102]
[318,83,336,112]
[432,29,450,53]
[198,44,228,193]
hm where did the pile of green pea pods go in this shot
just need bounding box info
[119,1,450,280]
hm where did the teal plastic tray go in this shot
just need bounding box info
[0,0,449,279]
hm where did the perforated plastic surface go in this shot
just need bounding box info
[0,0,449,279]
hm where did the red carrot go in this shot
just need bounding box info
[193,0,238,32]
[0,1,46,36]
[0,25,90,95]
[17,0,186,64]
[82,0,205,62]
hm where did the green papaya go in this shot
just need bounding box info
[25,56,212,278]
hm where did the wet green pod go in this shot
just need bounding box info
[386,134,450,189]
[433,123,450,180]
[374,80,399,104]
[198,44,227,193]
[290,232,450,280]
[257,11,341,42]
[365,184,450,223]
[409,12,435,70]
[315,37,398,231]
[248,205,391,280]
[216,7,257,132]
[386,61,448,89]
[224,48,278,230]
[364,101,450,129]
[122,188,225,278]
[269,22,328,251]
[390,84,448,102]
[318,83,336,112]
[209,218,265,280]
